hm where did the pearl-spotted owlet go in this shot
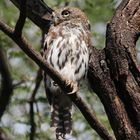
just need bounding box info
[43,7,92,140]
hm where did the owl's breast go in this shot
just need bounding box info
[44,25,90,82]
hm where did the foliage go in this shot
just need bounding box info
[0,0,119,139]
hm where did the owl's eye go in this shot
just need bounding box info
[61,10,70,17]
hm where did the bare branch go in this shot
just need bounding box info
[30,69,43,102]
[29,101,36,140]
[28,69,42,140]
[10,0,53,31]
[0,48,13,119]
[12,80,25,88]
[70,93,115,140]
[14,2,26,36]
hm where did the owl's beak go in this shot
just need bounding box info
[52,12,60,26]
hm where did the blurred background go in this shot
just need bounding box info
[1,0,139,140]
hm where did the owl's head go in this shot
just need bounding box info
[52,7,90,29]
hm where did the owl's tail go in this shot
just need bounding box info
[50,93,72,140]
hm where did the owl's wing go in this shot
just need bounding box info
[44,72,53,105]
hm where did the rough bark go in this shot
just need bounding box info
[88,0,140,139]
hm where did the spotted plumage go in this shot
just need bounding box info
[43,7,92,140]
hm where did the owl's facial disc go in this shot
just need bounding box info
[52,9,71,26]
[52,12,60,26]
[52,7,90,29]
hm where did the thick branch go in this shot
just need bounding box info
[87,0,140,139]
[88,48,137,140]
[105,0,140,132]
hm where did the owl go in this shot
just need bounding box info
[43,7,92,140]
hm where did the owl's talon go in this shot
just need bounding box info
[68,87,78,94]
[66,81,78,94]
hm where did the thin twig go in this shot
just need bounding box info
[12,80,25,89]
[30,69,43,102]
[28,33,44,140]
[28,68,43,140]
[29,101,35,140]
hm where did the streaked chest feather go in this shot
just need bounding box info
[44,24,90,82]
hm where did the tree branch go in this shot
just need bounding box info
[29,101,35,140]
[87,0,140,139]
[88,47,137,139]
[105,0,140,134]
[10,0,53,31]
[14,0,26,37]
[0,16,114,140]
[0,20,78,95]
[28,68,43,140]
[70,93,115,140]
[0,47,13,120]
